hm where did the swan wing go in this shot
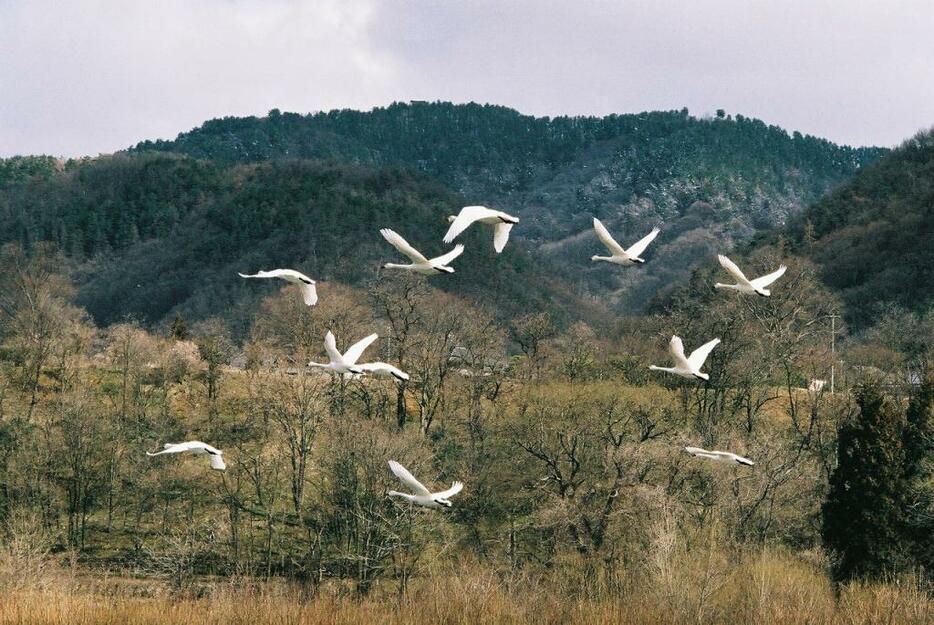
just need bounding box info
[493,222,514,253]
[749,265,787,290]
[668,336,691,369]
[324,331,344,365]
[209,453,227,471]
[147,443,185,456]
[358,362,410,380]
[238,269,285,279]
[717,255,751,285]
[300,282,318,306]
[342,333,378,365]
[624,227,660,258]
[687,338,721,371]
[443,206,492,243]
[381,229,429,264]
[388,460,431,496]
[593,218,626,255]
[429,244,465,267]
[712,451,754,466]
[432,481,464,500]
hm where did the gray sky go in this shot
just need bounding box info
[1,0,932,157]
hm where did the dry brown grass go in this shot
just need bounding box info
[1,550,930,625]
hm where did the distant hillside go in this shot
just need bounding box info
[0,153,601,334]
[0,103,888,330]
[786,129,934,328]
[135,102,885,312]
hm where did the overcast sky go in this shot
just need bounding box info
[1,0,932,157]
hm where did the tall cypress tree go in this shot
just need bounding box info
[902,378,934,580]
[822,382,907,581]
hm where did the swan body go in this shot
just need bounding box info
[238,269,317,305]
[146,441,226,471]
[308,331,377,375]
[387,460,463,509]
[684,446,754,467]
[649,335,720,381]
[591,218,660,265]
[714,255,787,297]
[381,228,464,275]
[444,205,519,253]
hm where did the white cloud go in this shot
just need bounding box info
[0,0,400,156]
[1,0,931,156]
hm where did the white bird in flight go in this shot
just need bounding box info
[381,228,464,275]
[387,460,463,509]
[356,362,410,382]
[309,331,377,375]
[591,218,661,265]
[146,441,226,471]
[684,446,755,467]
[714,255,787,297]
[649,335,720,381]
[238,269,318,306]
[443,205,520,253]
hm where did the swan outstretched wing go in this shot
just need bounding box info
[239,269,286,279]
[381,229,429,264]
[711,450,755,466]
[342,333,378,365]
[668,336,691,370]
[324,331,343,365]
[388,460,431,496]
[444,206,492,243]
[593,218,625,255]
[687,338,721,371]
[300,282,318,306]
[358,362,410,380]
[493,222,514,253]
[717,255,750,285]
[432,481,464,500]
[209,453,227,471]
[625,227,660,258]
[750,265,787,290]
[429,244,465,267]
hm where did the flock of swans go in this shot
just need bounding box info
[149,205,782,503]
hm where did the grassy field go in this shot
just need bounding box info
[1,551,930,625]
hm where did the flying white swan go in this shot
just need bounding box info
[649,335,720,381]
[356,362,410,382]
[387,460,463,509]
[146,441,226,471]
[591,218,661,265]
[684,446,754,467]
[381,228,464,275]
[714,255,787,297]
[308,331,378,375]
[238,269,318,306]
[443,205,519,253]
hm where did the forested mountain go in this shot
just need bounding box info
[785,130,934,328]
[0,153,600,333]
[0,102,887,330]
[135,102,885,311]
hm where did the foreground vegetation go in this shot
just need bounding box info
[0,196,931,621]
[2,550,931,625]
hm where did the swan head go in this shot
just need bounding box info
[756,289,771,297]
[694,372,710,382]
[447,215,456,223]
[436,498,453,508]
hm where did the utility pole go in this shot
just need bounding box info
[830,313,839,394]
